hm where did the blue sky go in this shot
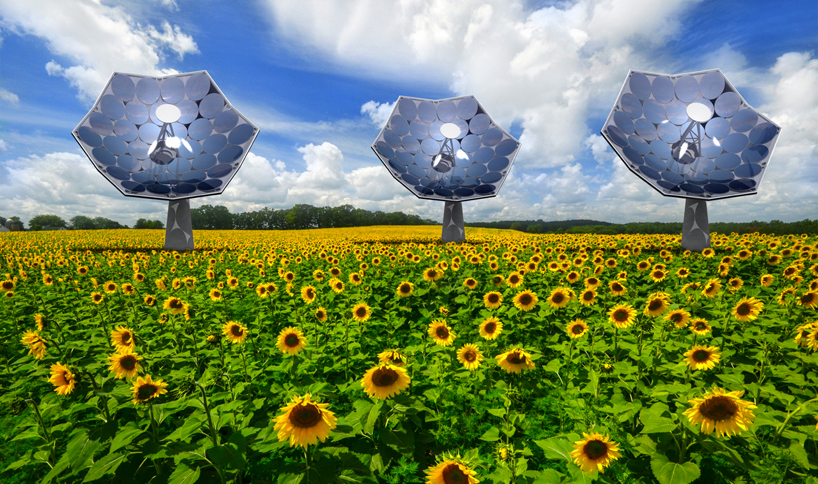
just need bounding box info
[0,0,816,227]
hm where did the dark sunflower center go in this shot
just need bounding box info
[356,307,367,318]
[373,368,399,387]
[699,395,738,422]
[137,384,158,401]
[583,292,593,301]
[317,311,325,319]
[612,283,623,292]
[436,326,449,339]
[519,294,533,305]
[442,464,468,484]
[467,280,475,286]
[648,300,663,311]
[213,291,221,297]
[428,270,437,278]
[692,350,711,362]
[64,372,74,385]
[695,322,706,330]
[736,303,751,316]
[552,293,564,304]
[507,352,525,365]
[510,276,519,284]
[488,294,499,303]
[731,281,740,287]
[670,313,682,323]
[170,300,183,309]
[463,350,476,362]
[583,440,609,460]
[614,310,628,322]
[120,355,136,370]
[289,403,322,428]
[485,322,496,333]
[2,282,12,290]
[572,324,584,335]
[231,325,244,337]
[121,332,132,344]
[284,334,299,347]
[259,287,267,294]
[400,284,411,293]
[802,294,816,304]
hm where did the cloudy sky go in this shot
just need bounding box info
[0,0,816,227]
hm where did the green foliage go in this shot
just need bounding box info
[28,214,67,231]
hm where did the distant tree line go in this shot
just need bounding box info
[191,204,437,230]
[487,219,818,236]
[4,209,815,235]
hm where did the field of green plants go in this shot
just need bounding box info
[1,226,817,484]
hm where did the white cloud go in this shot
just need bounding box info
[0,87,19,104]
[0,139,7,152]
[360,100,394,128]
[0,0,198,102]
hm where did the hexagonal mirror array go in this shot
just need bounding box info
[73,71,259,200]
[602,69,780,200]
[371,95,520,201]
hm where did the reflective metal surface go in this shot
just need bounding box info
[601,69,781,200]
[371,95,521,201]
[73,71,259,200]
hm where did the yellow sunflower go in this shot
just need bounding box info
[361,364,411,399]
[49,363,76,396]
[277,326,307,355]
[144,294,156,306]
[506,272,523,288]
[425,458,480,484]
[301,285,317,304]
[329,278,345,293]
[728,277,744,292]
[479,317,503,340]
[760,274,774,287]
[676,267,691,278]
[690,318,712,336]
[108,348,143,379]
[396,281,414,297]
[496,348,535,373]
[457,344,483,370]
[547,288,570,309]
[514,290,539,311]
[222,321,248,344]
[0,280,14,291]
[650,269,666,283]
[643,292,671,317]
[273,393,337,448]
[483,291,503,309]
[701,278,721,298]
[732,297,764,322]
[684,345,721,371]
[428,320,455,346]
[111,325,136,350]
[209,288,222,302]
[578,288,596,306]
[315,306,328,322]
[423,267,443,282]
[163,296,185,314]
[463,278,478,290]
[666,309,691,328]
[683,387,756,438]
[351,303,371,322]
[608,304,637,329]
[378,350,407,367]
[798,291,818,309]
[570,432,622,474]
[131,374,168,404]
[104,281,117,294]
[91,292,104,304]
[608,280,627,296]
[566,319,588,338]
[794,323,817,347]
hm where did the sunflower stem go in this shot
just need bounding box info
[85,371,111,422]
[196,382,220,447]
[240,345,250,382]
[773,397,818,445]
[343,318,351,381]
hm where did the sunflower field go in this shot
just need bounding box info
[2,226,818,484]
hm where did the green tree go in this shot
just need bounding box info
[69,215,97,230]
[28,214,67,231]
[134,219,164,229]
[191,205,234,230]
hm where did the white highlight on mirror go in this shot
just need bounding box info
[439,122,461,139]
[156,104,182,124]
[686,102,713,123]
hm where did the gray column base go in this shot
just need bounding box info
[165,199,194,251]
[442,201,465,243]
[681,199,710,252]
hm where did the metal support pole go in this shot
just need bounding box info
[681,199,710,252]
[442,201,465,243]
[164,199,194,251]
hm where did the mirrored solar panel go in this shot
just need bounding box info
[72,71,259,200]
[371,95,520,201]
[601,69,780,200]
